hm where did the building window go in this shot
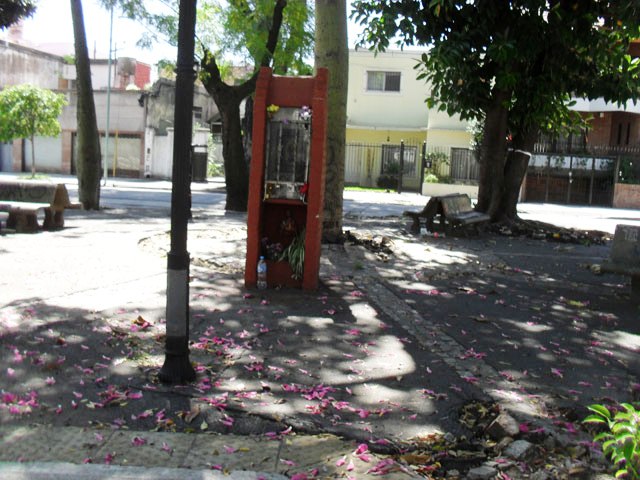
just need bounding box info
[366,71,401,92]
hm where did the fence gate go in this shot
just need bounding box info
[450,148,479,183]
[524,154,615,206]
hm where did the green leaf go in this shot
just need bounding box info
[584,415,607,424]
[588,404,612,420]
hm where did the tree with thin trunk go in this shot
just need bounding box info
[0,84,66,177]
[71,0,102,209]
[314,0,348,242]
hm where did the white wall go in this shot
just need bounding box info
[0,41,61,89]
[348,49,429,129]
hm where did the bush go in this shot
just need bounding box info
[424,173,439,183]
[377,175,398,190]
[584,403,640,478]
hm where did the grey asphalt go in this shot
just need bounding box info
[1,173,639,479]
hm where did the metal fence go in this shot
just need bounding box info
[344,141,424,192]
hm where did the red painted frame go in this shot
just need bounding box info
[245,67,328,290]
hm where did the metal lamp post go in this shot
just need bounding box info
[158,0,197,384]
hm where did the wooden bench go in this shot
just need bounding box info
[0,180,79,233]
[404,193,490,235]
[601,224,640,301]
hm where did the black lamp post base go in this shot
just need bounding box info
[158,354,196,384]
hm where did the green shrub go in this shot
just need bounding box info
[424,173,439,183]
[584,403,640,478]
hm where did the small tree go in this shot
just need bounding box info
[0,84,67,178]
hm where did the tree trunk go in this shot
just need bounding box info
[29,133,35,178]
[315,0,348,243]
[497,127,538,221]
[71,0,101,210]
[476,89,510,219]
[219,89,249,211]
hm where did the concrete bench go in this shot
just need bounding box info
[0,180,79,233]
[601,224,640,300]
[404,193,490,235]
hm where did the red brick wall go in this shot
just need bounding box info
[613,183,640,209]
[134,62,151,90]
[586,114,612,145]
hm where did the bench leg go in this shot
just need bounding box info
[8,212,40,233]
[409,216,420,234]
[632,276,640,302]
[43,209,64,230]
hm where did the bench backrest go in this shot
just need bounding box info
[0,181,71,209]
[610,224,640,267]
[440,194,473,215]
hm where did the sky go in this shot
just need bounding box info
[11,0,176,65]
[6,1,367,66]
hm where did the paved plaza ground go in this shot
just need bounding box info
[1,176,639,479]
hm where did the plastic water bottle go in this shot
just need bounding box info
[257,256,267,290]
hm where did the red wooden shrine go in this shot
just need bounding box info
[245,67,328,290]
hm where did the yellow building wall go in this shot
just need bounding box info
[346,128,426,146]
[425,129,473,150]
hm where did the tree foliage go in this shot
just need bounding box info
[0,0,36,29]
[0,84,66,177]
[352,1,640,220]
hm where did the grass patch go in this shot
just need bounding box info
[18,174,50,180]
[345,186,392,193]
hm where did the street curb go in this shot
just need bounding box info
[0,462,287,480]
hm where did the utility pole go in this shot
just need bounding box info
[158,0,197,384]
[103,5,114,186]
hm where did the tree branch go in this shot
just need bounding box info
[260,0,287,68]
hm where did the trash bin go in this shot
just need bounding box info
[191,144,208,183]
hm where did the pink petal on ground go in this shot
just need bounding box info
[83,457,92,464]
[280,459,297,467]
[161,442,173,454]
[291,474,307,480]
[551,368,563,378]
[346,460,355,471]
[336,456,347,467]
[104,453,115,464]
[131,436,147,446]
[354,444,369,455]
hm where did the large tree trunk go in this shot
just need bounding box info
[219,88,249,211]
[200,61,256,212]
[497,127,538,221]
[315,0,348,243]
[71,0,101,210]
[476,89,510,219]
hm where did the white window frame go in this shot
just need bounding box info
[364,70,402,94]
